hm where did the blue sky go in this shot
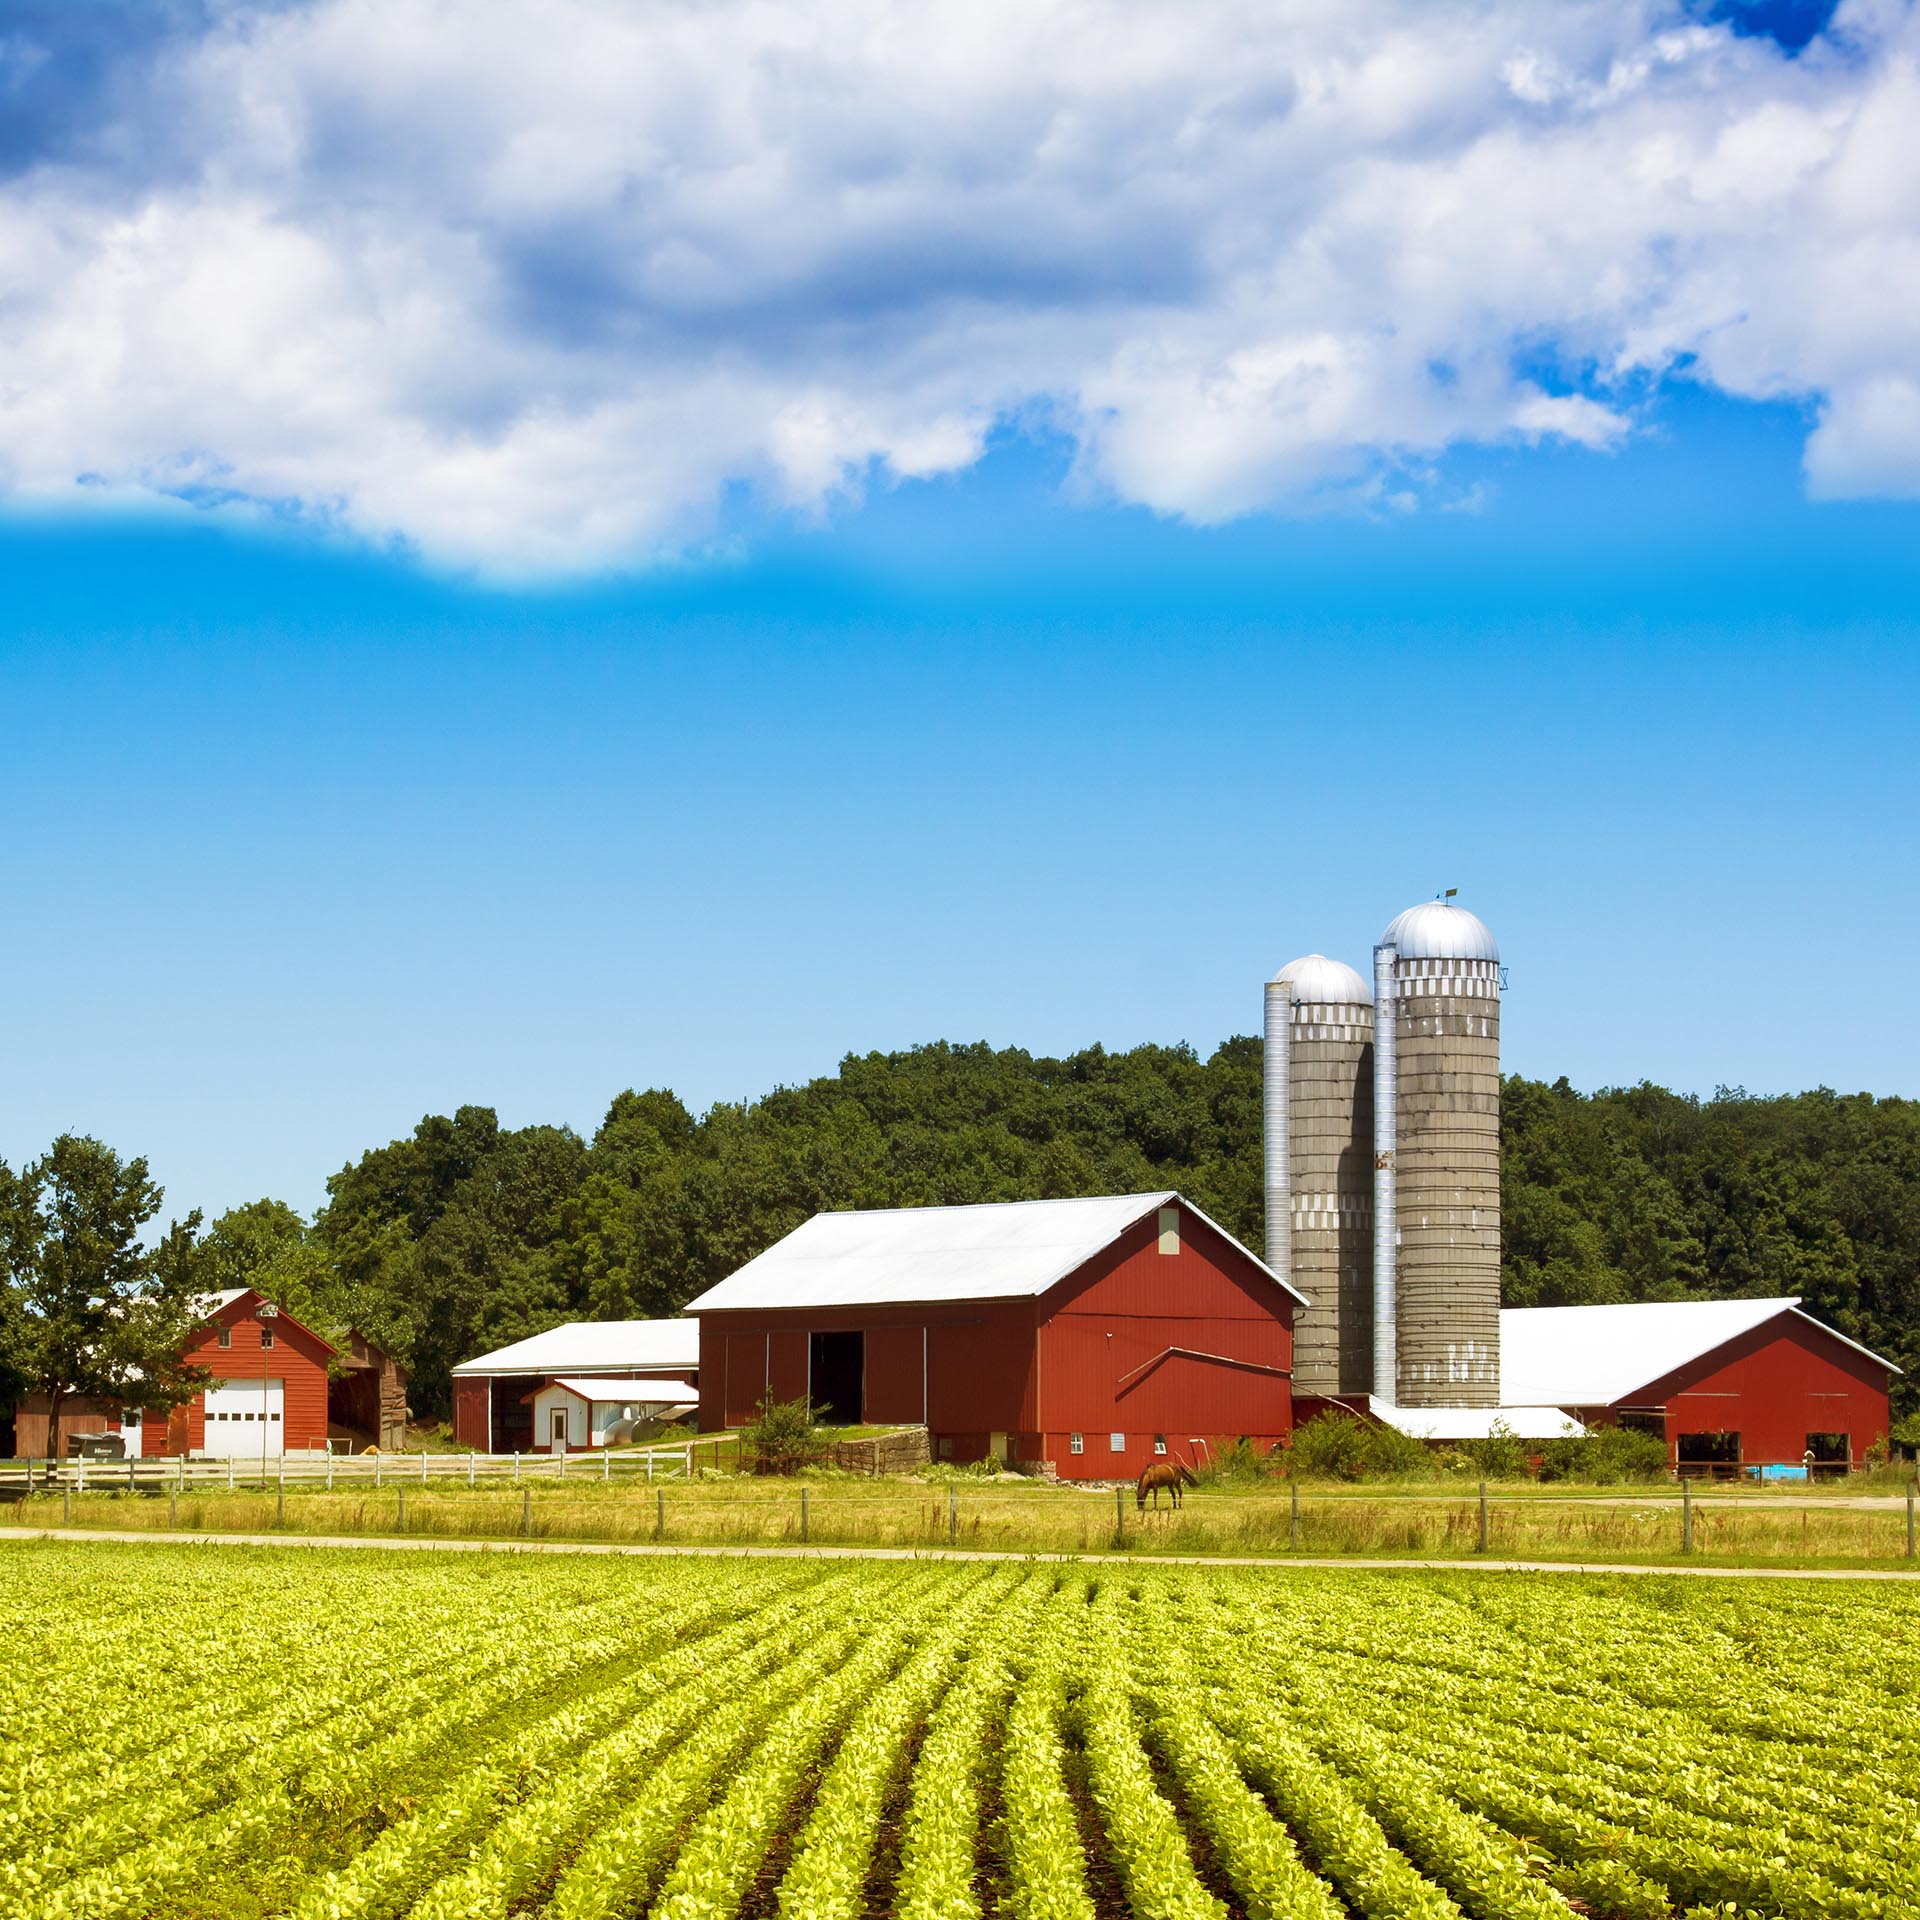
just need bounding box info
[2,0,1917,1221]
[6,381,1916,1221]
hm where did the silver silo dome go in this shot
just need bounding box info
[1373,898,1502,1408]
[1264,954,1375,1399]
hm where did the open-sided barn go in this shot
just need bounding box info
[685,1190,1305,1478]
[450,1318,700,1453]
[1500,1296,1897,1470]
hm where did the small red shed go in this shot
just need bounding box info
[1501,1297,1897,1472]
[686,1191,1306,1479]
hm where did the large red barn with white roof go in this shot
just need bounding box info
[686,1190,1304,1479]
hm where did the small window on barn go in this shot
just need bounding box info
[259,1325,275,1350]
[1154,1435,1167,1455]
[1109,1432,1125,1453]
[1157,1207,1179,1255]
[217,1327,231,1349]
[1069,1432,1084,1455]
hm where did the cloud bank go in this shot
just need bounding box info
[0,0,1916,575]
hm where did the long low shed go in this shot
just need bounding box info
[451,1319,700,1453]
[1501,1297,1897,1469]
[685,1190,1307,1479]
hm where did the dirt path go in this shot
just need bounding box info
[7,1524,1919,1581]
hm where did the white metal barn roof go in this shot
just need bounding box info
[1373,1402,1585,1443]
[685,1191,1307,1314]
[1499,1297,1900,1408]
[452,1319,700,1378]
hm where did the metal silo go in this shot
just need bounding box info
[1374,900,1502,1407]
[1264,955,1375,1398]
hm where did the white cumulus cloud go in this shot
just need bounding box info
[0,0,1917,575]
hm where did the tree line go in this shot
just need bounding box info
[5,1039,1917,1430]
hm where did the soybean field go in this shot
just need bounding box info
[5,1543,1915,1920]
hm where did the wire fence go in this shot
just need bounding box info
[4,1472,1917,1565]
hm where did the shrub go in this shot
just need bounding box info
[741,1395,826,1476]
[1536,1424,1669,1484]
[1197,1437,1276,1485]
[1456,1421,1531,1480]
[1289,1412,1437,1482]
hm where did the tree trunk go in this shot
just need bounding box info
[44,1387,65,1465]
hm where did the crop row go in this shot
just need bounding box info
[5,1544,1916,1918]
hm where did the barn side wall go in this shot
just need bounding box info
[698,1303,1036,1435]
[1035,1205,1295,1479]
[453,1376,491,1450]
[1629,1317,1893,1468]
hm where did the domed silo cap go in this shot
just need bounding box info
[1378,901,1500,963]
[1268,954,1375,1002]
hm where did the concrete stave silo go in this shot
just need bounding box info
[1264,955,1375,1398]
[1376,902,1502,1407]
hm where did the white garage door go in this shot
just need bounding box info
[202,1379,284,1457]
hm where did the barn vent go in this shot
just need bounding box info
[1157,1207,1179,1255]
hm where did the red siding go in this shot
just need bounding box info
[699,1304,1034,1433]
[1035,1207,1293,1477]
[453,1376,490,1450]
[1628,1314,1893,1468]
[864,1325,925,1425]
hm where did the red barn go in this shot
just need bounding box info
[9,1288,339,1459]
[1501,1297,1897,1472]
[686,1191,1305,1478]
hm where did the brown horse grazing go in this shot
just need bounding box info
[1137,1460,1199,1511]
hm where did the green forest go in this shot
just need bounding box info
[10,1039,1919,1418]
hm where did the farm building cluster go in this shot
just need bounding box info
[2,897,1899,1471]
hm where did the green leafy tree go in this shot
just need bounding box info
[1,1136,210,1460]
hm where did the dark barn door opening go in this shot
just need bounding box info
[810,1331,864,1424]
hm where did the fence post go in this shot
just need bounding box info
[397,1488,405,1532]
[422,1448,428,1484]
[129,1457,136,1492]
[169,1486,177,1529]
[327,1452,334,1493]
[1907,1479,1915,1560]
[656,1488,664,1540]
[647,1451,654,1482]
[801,1486,809,1544]
[228,1454,235,1492]
[1682,1476,1693,1554]
[1114,1483,1126,1549]
[469,1452,476,1488]
[514,1450,521,1481]
[375,1453,383,1489]
[276,1477,285,1527]
[1477,1480,1489,1553]
[522,1485,531,1537]
[1290,1477,1300,1550]
[63,1486,70,1524]
[948,1484,957,1547]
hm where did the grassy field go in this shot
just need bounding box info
[4,1538,1913,1919]
[9,1471,1918,1568]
